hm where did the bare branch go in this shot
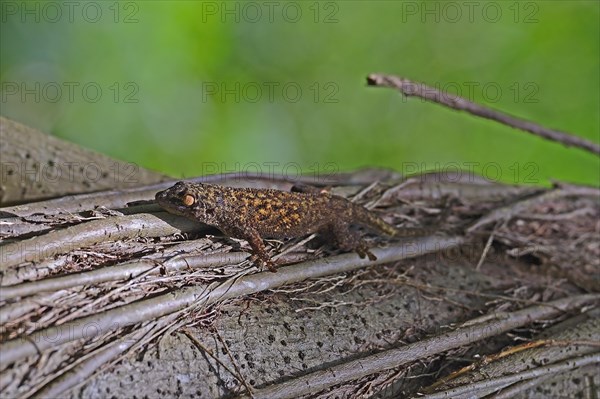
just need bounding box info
[367,74,600,156]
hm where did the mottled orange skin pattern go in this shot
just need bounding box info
[156,181,399,271]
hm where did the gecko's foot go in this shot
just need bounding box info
[264,260,278,273]
[355,246,377,261]
[366,250,377,261]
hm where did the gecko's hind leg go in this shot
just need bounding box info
[327,221,377,261]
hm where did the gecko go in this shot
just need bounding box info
[155,181,402,272]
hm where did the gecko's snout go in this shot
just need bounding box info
[155,182,184,201]
[155,188,176,208]
[155,189,167,202]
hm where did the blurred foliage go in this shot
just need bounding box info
[1,0,598,186]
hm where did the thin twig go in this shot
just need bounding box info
[367,74,600,156]
[475,221,502,271]
[214,329,255,398]
[518,207,595,221]
[181,328,242,388]
[418,353,600,399]
[466,186,600,233]
[271,234,316,262]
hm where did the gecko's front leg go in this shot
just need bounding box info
[236,226,278,272]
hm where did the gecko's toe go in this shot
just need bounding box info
[355,245,377,261]
[249,254,278,272]
[265,261,278,273]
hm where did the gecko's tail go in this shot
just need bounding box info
[352,204,435,238]
[352,204,399,237]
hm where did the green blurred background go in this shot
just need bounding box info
[1,0,599,185]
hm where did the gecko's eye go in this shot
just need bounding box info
[182,194,196,206]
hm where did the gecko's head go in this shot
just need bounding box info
[155,181,220,224]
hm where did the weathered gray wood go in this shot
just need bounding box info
[0,116,168,205]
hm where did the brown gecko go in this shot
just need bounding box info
[155,181,402,272]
